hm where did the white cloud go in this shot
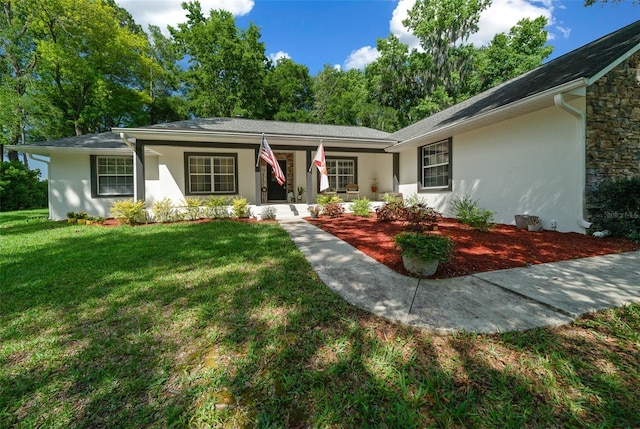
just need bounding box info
[333,64,342,71]
[388,0,555,49]
[555,26,571,39]
[118,0,254,34]
[344,46,380,70]
[269,51,291,63]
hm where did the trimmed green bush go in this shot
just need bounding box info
[151,198,179,223]
[204,196,230,219]
[232,197,251,218]
[182,197,204,220]
[110,199,146,225]
[450,195,495,232]
[350,197,372,217]
[395,232,453,263]
[317,194,343,206]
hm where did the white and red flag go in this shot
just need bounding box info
[259,136,285,186]
[311,141,330,192]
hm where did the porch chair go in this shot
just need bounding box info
[345,183,360,201]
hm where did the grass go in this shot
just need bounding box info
[1,209,639,428]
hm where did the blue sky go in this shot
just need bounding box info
[124,0,640,74]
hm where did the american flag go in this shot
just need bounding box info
[260,136,286,186]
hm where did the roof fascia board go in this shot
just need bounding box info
[4,145,159,156]
[587,43,640,85]
[111,128,396,145]
[385,77,588,153]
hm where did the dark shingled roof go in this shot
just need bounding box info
[143,117,393,141]
[390,19,640,143]
[21,132,127,149]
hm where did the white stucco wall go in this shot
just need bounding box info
[48,152,126,220]
[46,145,396,219]
[397,104,586,233]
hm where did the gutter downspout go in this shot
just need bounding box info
[553,93,592,231]
[28,153,52,219]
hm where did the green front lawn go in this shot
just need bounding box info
[1,210,639,428]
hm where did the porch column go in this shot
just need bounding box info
[134,142,145,202]
[254,146,262,206]
[306,149,312,204]
[393,153,400,193]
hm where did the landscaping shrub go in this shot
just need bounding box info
[394,231,453,263]
[260,206,277,220]
[151,198,179,223]
[204,196,230,219]
[322,202,345,218]
[403,203,440,232]
[110,199,146,225]
[450,195,495,232]
[232,196,251,218]
[0,161,48,211]
[375,198,405,221]
[182,197,204,220]
[317,194,343,206]
[350,197,372,217]
[591,177,640,240]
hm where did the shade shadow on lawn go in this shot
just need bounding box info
[1,218,639,428]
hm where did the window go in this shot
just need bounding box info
[420,139,451,190]
[185,153,237,195]
[95,156,134,196]
[326,158,356,192]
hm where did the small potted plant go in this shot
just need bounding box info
[394,231,453,277]
[370,176,378,193]
[296,186,305,201]
[76,211,88,225]
[308,205,321,218]
[66,211,77,223]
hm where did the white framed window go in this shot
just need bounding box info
[420,139,451,190]
[185,153,237,195]
[326,158,357,192]
[95,156,134,196]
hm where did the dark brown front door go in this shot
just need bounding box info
[267,159,287,201]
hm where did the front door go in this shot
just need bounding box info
[267,159,287,201]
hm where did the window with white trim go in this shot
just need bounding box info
[96,156,134,196]
[186,154,237,194]
[326,158,356,192]
[420,139,451,190]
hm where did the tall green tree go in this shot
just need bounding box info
[264,58,314,122]
[146,25,188,124]
[471,17,553,94]
[403,0,491,98]
[170,1,269,118]
[31,0,156,137]
[313,66,368,126]
[0,0,39,161]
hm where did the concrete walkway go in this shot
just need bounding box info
[278,217,640,334]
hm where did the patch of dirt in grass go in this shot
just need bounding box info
[306,214,640,279]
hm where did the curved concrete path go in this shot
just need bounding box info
[279,218,640,334]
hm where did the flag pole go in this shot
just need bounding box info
[256,133,264,168]
[309,139,322,172]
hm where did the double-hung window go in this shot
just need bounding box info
[94,156,134,196]
[326,158,356,192]
[185,153,237,195]
[420,139,451,191]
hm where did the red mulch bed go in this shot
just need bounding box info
[306,214,640,279]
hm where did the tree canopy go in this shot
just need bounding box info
[2,0,557,163]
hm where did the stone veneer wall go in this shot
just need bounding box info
[585,50,640,214]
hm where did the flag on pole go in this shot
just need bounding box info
[311,141,330,192]
[259,135,286,186]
